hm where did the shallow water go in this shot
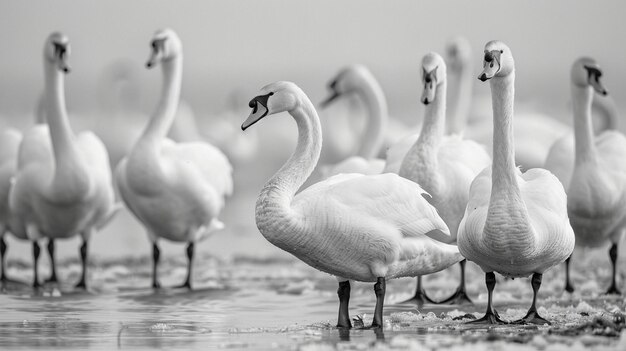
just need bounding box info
[1,250,625,350]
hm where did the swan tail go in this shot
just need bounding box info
[193,219,225,242]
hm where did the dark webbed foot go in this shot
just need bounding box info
[399,276,437,305]
[512,309,550,325]
[467,309,508,325]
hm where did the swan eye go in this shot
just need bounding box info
[500,50,503,54]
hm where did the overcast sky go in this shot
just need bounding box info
[1,0,625,116]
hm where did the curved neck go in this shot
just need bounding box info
[415,81,447,161]
[446,64,472,135]
[489,73,520,194]
[356,79,388,158]
[259,97,322,213]
[572,85,597,165]
[141,56,183,142]
[43,60,81,170]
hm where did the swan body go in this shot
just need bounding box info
[396,53,490,305]
[242,81,461,327]
[0,128,22,282]
[457,41,574,324]
[9,32,118,288]
[115,29,233,289]
[546,58,626,294]
[319,65,387,178]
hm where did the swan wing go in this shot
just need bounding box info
[295,173,451,241]
[16,125,52,170]
[163,140,234,198]
[383,132,419,173]
[319,156,385,179]
[544,133,575,190]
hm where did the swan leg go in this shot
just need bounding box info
[513,273,550,325]
[400,276,437,305]
[32,241,41,289]
[0,235,7,282]
[439,260,473,305]
[175,242,194,289]
[371,277,386,328]
[74,239,88,289]
[336,280,352,329]
[467,272,507,325]
[605,243,621,295]
[152,242,161,289]
[564,255,574,293]
[44,239,58,284]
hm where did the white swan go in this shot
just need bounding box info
[241,81,461,328]
[115,29,233,289]
[0,128,22,284]
[545,57,626,294]
[446,39,571,171]
[398,53,491,305]
[9,32,119,288]
[319,65,387,178]
[457,41,575,324]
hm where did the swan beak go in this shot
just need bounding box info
[478,50,501,82]
[242,94,271,130]
[146,50,162,69]
[590,73,608,96]
[320,91,341,108]
[421,77,437,105]
[58,59,71,74]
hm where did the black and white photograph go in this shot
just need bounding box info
[0,0,625,350]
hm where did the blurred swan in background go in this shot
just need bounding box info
[545,58,626,295]
[318,65,387,178]
[242,81,461,328]
[398,53,490,305]
[457,41,574,324]
[9,32,118,288]
[0,129,22,285]
[115,29,233,290]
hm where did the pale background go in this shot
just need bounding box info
[0,0,624,263]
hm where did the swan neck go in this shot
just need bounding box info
[417,81,446,156]
[447,65,472,134]
[490,74,518,192]
[43,60,81,170]
[399,82,445,181]
[141,56,183,142]
[260,98,322,212]
[356,79,388,158]
[572,85,597,164]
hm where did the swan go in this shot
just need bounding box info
[0,128,22,284]
[545,58,626,295]
[241,81,462,328]
[398,53,491,306]
[457,41,575,324]
[319,65,387,178]
[115,29,233,290]
[446,40,571,171]
[445,37,474,136]
[9,32,119,288]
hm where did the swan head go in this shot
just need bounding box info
[242,81,303,130]
[445,37,472,72]
[571,57,608,95]
[146,28,182,68]
[478,40,514,81]
[320,64,375,107]
[421,52,446,105]
[44,32,71,73]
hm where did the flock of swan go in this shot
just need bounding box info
[0,29,623,329]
